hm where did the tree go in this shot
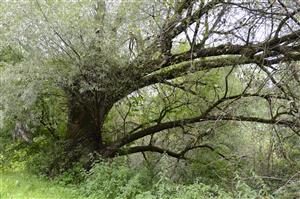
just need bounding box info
[1,0,300,162]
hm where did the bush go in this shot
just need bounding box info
[142,179,233,199]
[78,159,275,199]
[80,159,151,199]
[0,133,68,177]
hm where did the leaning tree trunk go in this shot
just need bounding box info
[64,67,138,161]
[46,91,116,174]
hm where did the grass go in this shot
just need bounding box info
[0,171,84,199]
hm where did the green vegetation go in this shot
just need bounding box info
[0,158,272,199]
[1,0,300,198]
[0,172,80,199]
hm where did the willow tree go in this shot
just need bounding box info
[1,0,300,160]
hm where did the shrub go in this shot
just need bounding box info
[79,160,273,199]
[80,159,150,199]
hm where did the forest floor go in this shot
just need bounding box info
[0,171,82,199]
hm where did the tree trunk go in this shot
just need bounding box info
[65,89,121,159]
[12,121,31,143]
[66,94,106,151]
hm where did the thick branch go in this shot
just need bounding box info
[117,143,229,160]
[144,29,300,76]
[174,28,300,64]
[114,113,298,148]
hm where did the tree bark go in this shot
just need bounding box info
[66,92,107,151]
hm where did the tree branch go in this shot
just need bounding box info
[113,92,298,148]
[117,145,185,159]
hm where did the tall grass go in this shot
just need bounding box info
[0,172,84,199]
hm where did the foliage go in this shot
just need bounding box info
[79,159,150,199]
[77,159,272,199]
[0,139,296,199]
[0,0,300,198]
[0,131,66,176]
